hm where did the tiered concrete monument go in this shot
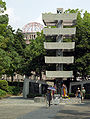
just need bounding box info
[42,8,77,79]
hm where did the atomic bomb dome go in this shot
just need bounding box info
[22,22,44,33]
[22,22,44,44]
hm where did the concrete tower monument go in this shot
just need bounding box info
[42,8,77,83]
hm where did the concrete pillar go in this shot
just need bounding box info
[56,9,63,71]
[56,8,63,89]
[23,79,29,98]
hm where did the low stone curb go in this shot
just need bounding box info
[34,97,81,104]
[34,97,45,103]
[60,98,81,104]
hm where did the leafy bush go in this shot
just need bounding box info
[13,86,20,95]
[8,86,20,95]
[0,80,8,91]
[8,86,15,95]
[0,89,7,97]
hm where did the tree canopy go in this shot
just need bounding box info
[22,31,46,79]
[65,9,90,80]
[0,0,6,13]
[0,1,26,81]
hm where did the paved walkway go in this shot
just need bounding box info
[0,96,45,119]
[17,101,90,119]
[17,105,63,119]
[0,96,90,119]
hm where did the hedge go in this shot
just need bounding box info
[0,80,8,91]
[8,86,21,95]
[0,89,7,98]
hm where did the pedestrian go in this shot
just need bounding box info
[46,90,52,107]
[61,84,67,97]
[81,87,86,100]
[76,88,81,98]
[51,86,56,100]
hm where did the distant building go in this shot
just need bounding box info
[22,22,44,44]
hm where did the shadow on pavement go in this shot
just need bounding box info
[58,110,90,116]
[54,116,90,119]
[54,107,90,119]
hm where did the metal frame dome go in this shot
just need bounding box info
[22,22,44,33]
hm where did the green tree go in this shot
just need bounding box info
[12,29,26,76]
[65,9,90,80]
[3,27,26,81]
[0,0,11,76]
[0,1,26,80]
[0,0,6,13]
[23,31,46,79]
[14,29,26,56]
[0,48,11,75]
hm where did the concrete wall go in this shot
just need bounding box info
[23,78,47,98]
[69,80,90,93]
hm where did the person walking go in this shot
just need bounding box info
[46,90,52,107]
[76,88,81,98]
[81,87,86,100]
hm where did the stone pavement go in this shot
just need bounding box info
[0,96,45,119]
[0,96,90,119]
[17,101,90,119]
[17,105,63,119]
[55,101,90,119]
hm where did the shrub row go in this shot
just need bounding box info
[8,86,21,95]
[0,80,21,97]
[0,89,7,98]
[0,80,8,91]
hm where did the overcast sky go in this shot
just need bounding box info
[4,0,90,30]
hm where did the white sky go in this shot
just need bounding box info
[3,0,90,30]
